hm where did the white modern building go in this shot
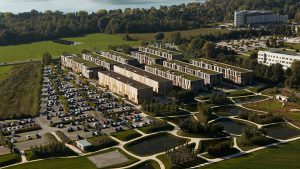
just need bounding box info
[258,49,300,69]
[76,140,92,150]
[234,10,288,27]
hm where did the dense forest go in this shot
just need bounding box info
[0,0,299,45]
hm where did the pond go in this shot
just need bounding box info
[232,95,268,104]
[125,133,188,156]
[213,118,254,135]
[263,124,300,140]
[211,106,255,117]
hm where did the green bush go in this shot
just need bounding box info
[0,154,21,167]
[87,136,118,152]
[55,131,71,144]
[139,121,174,134]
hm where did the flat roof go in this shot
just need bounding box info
[108,50,136,60]
[88,52,117,64]
[146,45,183,55]
[192,58,252,73]
[114,64,171,83]
[134,51,163,59]
[76,139,92,147]
[99,71,152,90]
[147,64,201,81]
[72,57,99,68]
[165,60,221,75]
[262,49,300,56]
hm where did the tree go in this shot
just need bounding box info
[202,42,216,58]
[289,61,300,88]
[154,32,165,41]
[42,52,52,65]
[170,32,182,45]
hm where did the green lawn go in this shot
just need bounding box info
[284,42,300,50]
[226,89,254,97]
[201,140,300,169]
[0,33,139,63]
[0,65,12,81]
[111,130,142,141]
[0,153,21,167]
[157,154,172,169]
[127,160,160,169]
[129,28,229,41]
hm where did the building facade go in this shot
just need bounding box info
[82,52,117,70]
[130,51,166,65]
[145,64,204,92]
[190,58,253,85]
[61,55,100,79]
[234,10,288,27]
[98,71,153,104]
[99,50,139,66]
[113,64,172,95]
[163,60,223,86]
[258,50,300,69]
[138,45,183,61]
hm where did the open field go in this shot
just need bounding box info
[0,65,12,81]
[128,28,230,41]
[0,62,42,119]
[201,140,300,169]
[0,33,138,63]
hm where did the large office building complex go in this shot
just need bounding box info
[145,64,204,92]
[113,64,172,94]
[61,55,100,79]
[131,51,166,65]
[234,10,288,27]
[258,49,300,69]
[139,45,183,61]
[163,60,223,86]
[190,58,253,85]
[98,71,153,104]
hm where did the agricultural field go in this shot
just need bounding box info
[128,28,230,41]
[0,65,12,81]
[0,33,138,63]
[0,62,42,119]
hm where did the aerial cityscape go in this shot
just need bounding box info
[0,0,300,169]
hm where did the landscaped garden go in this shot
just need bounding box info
[263,124,300,140]
[232,95,268,104]
[212,118,255,135]
[124,133,188,156]
[111,130,142,141]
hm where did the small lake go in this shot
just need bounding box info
[214,118,254,135]
[0,0,204,13]
[264,124,300,140]
[125,133,187,156]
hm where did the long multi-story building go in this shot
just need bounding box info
[190,58,253,85]
[163,60,223,86]
[258,49,300,69]
[82,52,117,70]
[139,45,183,61]
[131,51,166,65]
[113,64,172,95]
[99,50,139,66]
[234,10,288,27]
[145,64,204,92]
[61,55,100,79]
[98,71,153,104]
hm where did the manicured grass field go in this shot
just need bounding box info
[0,33,139,63]
[0,153,21,167]
[128,28,230,41]
[128,160,160,169]
[0,62,42,120]
[201,140,300,169]
[111,130,142,141]
[226,89,254,97]
[0,65,12,81]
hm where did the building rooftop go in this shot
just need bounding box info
[192,58,252,73]
[108,50,136,60]
[72,56,99,68]
[76,139,92,147]
[99,71,153,90]
[146,45,183,56]
[147,64,201,81]
[165,60,221,75]
[134,51,163,59]
[114,64,171,83]
[262,48,300,56]
[88,52,117,64]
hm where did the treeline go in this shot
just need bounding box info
[1,0,299,45]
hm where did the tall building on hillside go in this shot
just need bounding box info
[234,10,288,27]
[258,49,300,69]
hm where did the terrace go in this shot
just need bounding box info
[165,60,220,75]
[146,45,182,55]
[73,57,98,68]
[108,50,136,60]
[88,52,117,64]
[134,51,163,59]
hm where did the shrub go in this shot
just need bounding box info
[207,141,232,156]
[87,136,118,152]
[55,131,71,144]
[139,121,174,134]
[30,143,76,160]
[0,154,21,167]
